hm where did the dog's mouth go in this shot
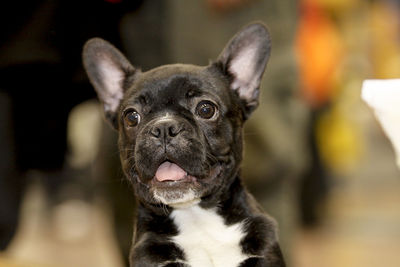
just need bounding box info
[154,161,188,182]
[150,160,200,189]
[148,160,223,207]
[151,160,222,185]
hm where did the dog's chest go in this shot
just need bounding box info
[170,205,248,267]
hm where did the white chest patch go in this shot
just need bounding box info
[171,205,248,267]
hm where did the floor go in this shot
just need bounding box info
[0,181,125,267]
[293,121,400,267]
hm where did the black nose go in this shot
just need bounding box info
[150,120,184,139]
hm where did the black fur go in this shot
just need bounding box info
[83,22,285,267]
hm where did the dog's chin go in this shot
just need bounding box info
[152,187,201,209]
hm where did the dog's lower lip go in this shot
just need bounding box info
[151,174,197,186]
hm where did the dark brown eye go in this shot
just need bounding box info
[124,109,141,127]
[196,101,216,119]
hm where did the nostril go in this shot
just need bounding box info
[168,124,183,137]
[151,127,161,138]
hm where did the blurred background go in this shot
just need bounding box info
[0,0,399,266]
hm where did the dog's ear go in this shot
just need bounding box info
[83,38,137,128]
[217,22,271,118]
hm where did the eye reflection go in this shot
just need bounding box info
[125,109,141,127]
[196,101,216,119]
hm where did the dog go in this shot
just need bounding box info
[83,22,285,267]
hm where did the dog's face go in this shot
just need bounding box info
[116,65,244,207]
[83,23,271,207]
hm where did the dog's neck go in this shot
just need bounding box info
[134,174,252,234]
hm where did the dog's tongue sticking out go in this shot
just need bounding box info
[155,161,187,182]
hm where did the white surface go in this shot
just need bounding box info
[362,79,400,168]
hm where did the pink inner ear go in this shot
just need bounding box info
[229,47,259,100]
[99,60,124,112]
[155,161,187,182]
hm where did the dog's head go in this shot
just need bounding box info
[83,23,271,208]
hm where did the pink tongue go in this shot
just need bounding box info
[155,161,187,182]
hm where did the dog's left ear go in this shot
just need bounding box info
[83,38,137,128]
[217,22,271,118]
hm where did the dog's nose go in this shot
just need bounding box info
[150,121,183,139]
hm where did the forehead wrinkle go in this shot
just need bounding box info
[124,70,228,114]
[152,76,202,106]
[164,75,202,92]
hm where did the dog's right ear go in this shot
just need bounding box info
[83,38,138,129]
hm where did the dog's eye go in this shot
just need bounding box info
[124,109,141,127]
[196,101,216,119]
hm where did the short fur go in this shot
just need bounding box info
[83,22,285,267]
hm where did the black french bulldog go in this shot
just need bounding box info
[83,22,285,267]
